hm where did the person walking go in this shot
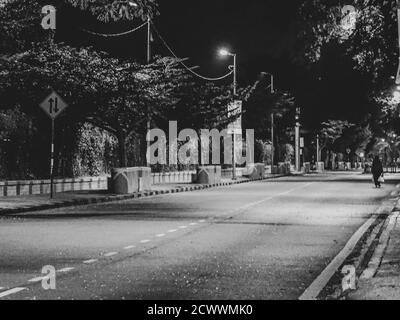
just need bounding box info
[372,156,384,188]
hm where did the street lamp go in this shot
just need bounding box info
[219,48,238,179]
[261,72,275,166]
[219,48,237,96]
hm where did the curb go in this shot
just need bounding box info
[320,195,400,300]
[0,174,288,217]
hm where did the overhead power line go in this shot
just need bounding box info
[80,21,148,37]
[150,22,234,82]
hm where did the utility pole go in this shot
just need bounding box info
[232,53,237,180]
[146,16,151,167]
[295,107,301,172]
[271,114,274,167]
[316,134,320,163]
[269,74,274,167]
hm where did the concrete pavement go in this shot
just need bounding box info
[0,172,399,300]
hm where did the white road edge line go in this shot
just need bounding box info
[0,287,26,298]
[28,276,48,283]
[83,259,98,264]
[299,213,378,300]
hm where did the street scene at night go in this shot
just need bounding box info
[1,0,400,308]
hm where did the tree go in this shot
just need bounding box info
[242,74,295,163]
[66,0,158,21]
[319,120,354,168]
[297,0,399,154]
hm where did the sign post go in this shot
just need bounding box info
[227,100,242,180]
[396,0,400,84]
[39,91,68,198]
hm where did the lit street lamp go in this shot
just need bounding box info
[219,48,238,179]
[219,49,237,96]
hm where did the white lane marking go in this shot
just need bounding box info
[58,267,75,273]
[299,212,378,300]
[178,226,188,229]
[123,245,136,250]
[28,276,48,283]
[0,287,4,290]
[140,240,151,244]
[189,223,198,226]
[168,229,177,233]
[0,287,26,298]
[225,183,315,218]
[156,234,166,238]
[198,220,206,223]
[83,259,98,264]
[104,252,118,257]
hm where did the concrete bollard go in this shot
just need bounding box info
[303,162,311,174]
[246,163,265,179]
[111,167,151,195]
[195,166,222,184]
[316,162,325,172]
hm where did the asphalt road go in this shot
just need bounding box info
[0,172,398,300]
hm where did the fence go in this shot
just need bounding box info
[0,171,197,197]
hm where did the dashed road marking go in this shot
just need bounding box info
[58,267,75,273]
[0,287,26,298]
[0,287,4,290]
[28,276,48,283]
[83,259,98,264]
[104,252,118,257]
[178,226,188,229]
[156,234,166,238]
[189,223,198,226]
[168,229,177,233]
[140,240,151,244]
[198,220,206,223]
[123,245,136,250]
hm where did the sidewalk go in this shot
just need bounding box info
[349,204,400,300]
[0,175,286,217]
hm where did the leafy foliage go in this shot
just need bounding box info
[66,0,158,22]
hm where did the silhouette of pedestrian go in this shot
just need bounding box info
[372,156,384,188]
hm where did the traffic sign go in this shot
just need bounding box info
[39,91,68,119]
[227,100,242,135]
[39,91,67,199]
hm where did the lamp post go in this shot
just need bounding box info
[219,49,238,180]
[295,107,301,172]
[262,72,275,167]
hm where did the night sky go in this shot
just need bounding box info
[60,0,301,87]
[57,0,367,133]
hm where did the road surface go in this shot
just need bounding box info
[0,172,398,300]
